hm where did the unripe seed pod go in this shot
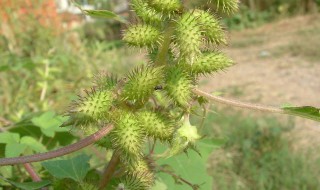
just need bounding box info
[150,0,182,13]
[127,159,150,174]
[189,52,234,75]
[165,66,193,106]
[75,90,113,120]
[175,12,202,62]
[63,89,114,127]
[123,24,162,48]
[79,183,98,190]
[122,66,164,103]
[193,9,227,45]
[117,170,154,190]
[131,0,163,24]
[94,73,118,91]
[110,111,145,163]
[137,111,174,141]
[216,0,239,15]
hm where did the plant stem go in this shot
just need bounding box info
[24,163,49,190]
[155,22,176,67]
[40,61,49,102]
[150,139,157,155]
[193,88,285,113]
[199,104,208,131]
[0,125,114,166]
[23,163,41,181]
[99,152,120,190]
[160,168,199,190]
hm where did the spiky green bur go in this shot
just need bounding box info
[126,159,150,174]
[94,73,118,91]
[123,24,162,48]
[216,0,239,15]
[110,112,145,163]
[175,12,202,61]
[117,171,155,190]
[137,111,174,141]
[65,89,114,126]
[121,66,164,103]
[165,66,193,106]
[193,10,227,45]
[131,0,163,24]
[150,0,181,13]
[189,52,234,75]
[79,183,98,190]
[167,117,201,157]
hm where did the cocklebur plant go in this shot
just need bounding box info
[1,0,319,189]
[65,0,237,189]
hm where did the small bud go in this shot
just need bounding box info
[121,66,164,103]
[123,24,162,48]
[166,115,201,157]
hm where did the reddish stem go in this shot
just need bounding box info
[0,125,114,166]
[99,152,121,190]
[23,163,41,181]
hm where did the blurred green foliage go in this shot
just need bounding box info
[0,8,134,122]
[201,109,320,190]
[186,0,320,30]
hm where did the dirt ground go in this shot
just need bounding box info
[198,14,320,150]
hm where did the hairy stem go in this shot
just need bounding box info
[193,88,285,113]
[99,152,121,190]
[0,125,114,166]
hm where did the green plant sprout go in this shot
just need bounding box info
[0,0,319,189]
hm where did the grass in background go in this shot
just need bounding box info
[272,17,320,62]
[195,108,320,190]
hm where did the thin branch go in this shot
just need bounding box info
[0,125,114,166]
[199,104,208,130]
[23,163,41,181]
[193,89,285,114]
[159,168,200,190]
[99,152,121,190]
[150,139,157,155]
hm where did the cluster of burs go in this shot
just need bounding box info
[66,0,238,189]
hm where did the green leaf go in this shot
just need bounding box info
[0,132,20,144]
[83,10,127,23]
[1,177,51,190]
[20,136,47,153]
[155,138,219,190]
[42,154,91,182]
[5,143,27,157]
[31,111,69,137]
[283,106,320,122]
